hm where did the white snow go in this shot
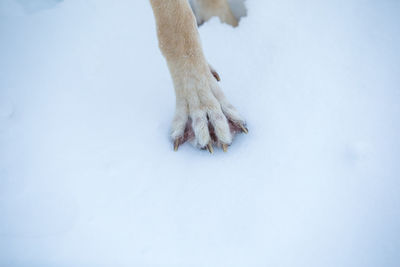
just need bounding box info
[1,0,400,266]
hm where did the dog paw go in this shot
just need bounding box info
[171,69,247,153]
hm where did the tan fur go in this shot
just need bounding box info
[150,0,244,148]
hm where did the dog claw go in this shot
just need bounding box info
[222,144,228,152]
[174,140,179,151]
[211,70,221,82]
[207,143,214,154]
[239,124,248,134]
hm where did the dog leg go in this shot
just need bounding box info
[192,0,238,27]
[150,0,246,152]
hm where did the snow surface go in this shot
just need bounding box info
[1,0,400,266]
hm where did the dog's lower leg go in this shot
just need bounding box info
[192,0,238,27]
[150,0,246,151]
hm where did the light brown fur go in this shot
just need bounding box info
[150,0,245,151]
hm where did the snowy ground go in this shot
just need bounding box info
[1,0,400,266]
